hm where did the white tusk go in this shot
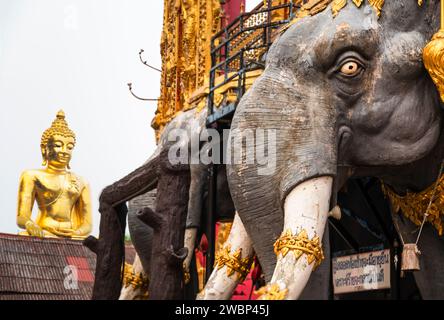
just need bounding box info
[329,205,341,220]
[197,212,254,300]
[183,228,198,278]
[260,176,333,300]
[119,254,149,300]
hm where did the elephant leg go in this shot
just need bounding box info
[197,212,254,300]
[257,177,333,300]
[183,163,209,279]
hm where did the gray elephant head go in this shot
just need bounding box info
[228,1,442,299]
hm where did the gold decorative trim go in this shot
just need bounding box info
[215,221,233,256]
[153,0,222,139]
[424,29,444,103]
[274,229,324,268]
[122,262,150,296]
[332,0,347,17]
[292,0,393,23]
[214,245,253,281]
[367,0,384,17]
[256,283,288,300]
[183,262,191,285]
[352,0,363,7]
[381,176,444,236]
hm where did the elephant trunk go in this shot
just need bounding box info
[228,68,337,298]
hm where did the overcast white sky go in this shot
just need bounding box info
[0,0,164,236]
[0,0,259,237]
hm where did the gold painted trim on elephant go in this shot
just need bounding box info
[381,176,444,236]
[214,245,253,282]
[274,229,324,268]
[423,29,444,103]
[255,283,288,300]
[183,261,191,285]
[285,0,422,32]
[122,262,150,296]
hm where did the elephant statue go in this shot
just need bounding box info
[199,0,444,300]
[92,104,236,299]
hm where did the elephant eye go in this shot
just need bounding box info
[339,60,363,77]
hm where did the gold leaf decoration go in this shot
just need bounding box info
[368,0,385,17]
[381,172,444,236]
[214,245,253,281]
[273,229,325,268]
[352,0,363,7]
[153,0,222,140]
[256,283,288,300]
[122,262,149,298]
[423,31,444,104]
[331,0,347,17]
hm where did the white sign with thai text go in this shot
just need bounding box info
[332,249,391,294]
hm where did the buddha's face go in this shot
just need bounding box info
[45,135,75,169]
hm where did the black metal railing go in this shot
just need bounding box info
[207,0,302,125]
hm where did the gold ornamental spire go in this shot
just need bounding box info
[153,0,222,139]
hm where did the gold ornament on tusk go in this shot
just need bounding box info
[122,262,150,298]
[274,229,324,268]
[183,261,191,285]
[332,0,347,17]
[367,0,385,17]
[256,283,288,300]
[352,0,363,7]
[214,245,253,282]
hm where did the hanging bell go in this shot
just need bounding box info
[401,243,421,272]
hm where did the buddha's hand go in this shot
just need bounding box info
[47,227,83,238]
[45,227,75,238]
[25,221,45,238]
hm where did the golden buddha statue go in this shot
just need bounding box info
[16,110,92,239]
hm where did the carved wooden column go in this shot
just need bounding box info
[85,156,160,300]
[137,147,191,299]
